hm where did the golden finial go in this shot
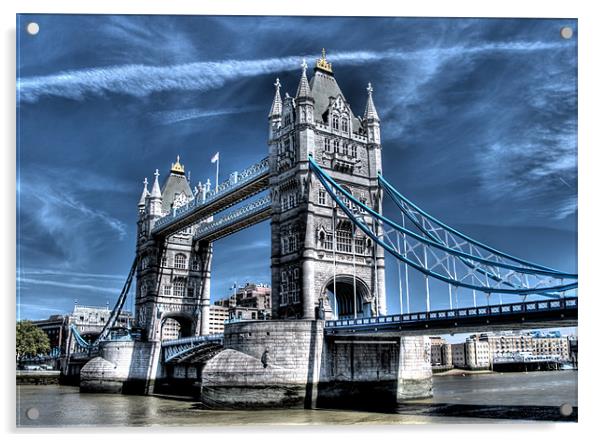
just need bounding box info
[316,48,333,73]
[171,155,185,174]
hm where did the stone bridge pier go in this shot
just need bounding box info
[200,320,432,408]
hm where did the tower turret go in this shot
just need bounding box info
[268,78,282,140]
[295,59,315,130]
[147,169,163,219]
[364,82,381,145]
[138,177,149,215]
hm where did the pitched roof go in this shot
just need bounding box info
[161,171,193,213]
[309,69,361,131]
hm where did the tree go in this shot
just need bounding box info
[16,320,50,360]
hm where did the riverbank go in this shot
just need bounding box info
[17,370,60,385]
[433,368,494,376]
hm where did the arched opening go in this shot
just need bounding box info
[160,314,194,341]
[323,275,371,319]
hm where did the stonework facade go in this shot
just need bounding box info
[268,52,386,320]
[135,158,212,342]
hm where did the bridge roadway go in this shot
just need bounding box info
[152,158,269,238]
[324,297,577,337]
[160,297,577,364]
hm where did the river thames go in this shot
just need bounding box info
[16,371,577,427]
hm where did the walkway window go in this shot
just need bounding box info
[174,253,187,269]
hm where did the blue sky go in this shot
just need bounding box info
[16,15,577,323]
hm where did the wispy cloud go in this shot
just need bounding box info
[150,105,264,125]
[18,42,568,104]
[17,277,121,295]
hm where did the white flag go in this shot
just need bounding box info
[211,152,219,163]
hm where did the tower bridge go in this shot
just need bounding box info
[76,50,578,408]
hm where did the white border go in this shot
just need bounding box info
[3,0,600,440]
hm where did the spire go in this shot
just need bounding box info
[269,78,282,118]
[171,155,185,174]
[315,48,333,74]
[296,59,312,98]
[150,169,162,198]
[138,177,149,207]
[364,82,380,122]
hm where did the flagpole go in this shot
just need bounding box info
[215,156,219,192]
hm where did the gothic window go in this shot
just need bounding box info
[163,285,172,296]
[318,189,326,205]
[324,233,333,250]
[343,143,349,156]
[324,138,331,152]
[342,118,348,133]
[334,139,340,154]
[187,280,196,298]
[355,238,365,254]
[351,144,357,157]
[140,281,148,297]
[290,232,298,252]
[174,253,187,270]
[284,114,291,126]
[282,237,289,253]
[173,278,186,297]
[191,259,200,271]
[336,223,353,253]
[288,194,295,208]
[333,116,339,130]
[161,255,168,267]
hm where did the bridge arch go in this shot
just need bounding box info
[159,312,195,341]
[321,274,372,319]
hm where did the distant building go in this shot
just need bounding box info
[213,282,272,328]
[475,331,570,362]
[429,336,452,368]
[208,305,229,334]
[31,304,133,356]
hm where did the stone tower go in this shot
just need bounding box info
[135,157,213,341]
[269,50,386,320]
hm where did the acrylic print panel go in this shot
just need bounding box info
[16,14,578,426]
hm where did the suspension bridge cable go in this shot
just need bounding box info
[308,156,577,295]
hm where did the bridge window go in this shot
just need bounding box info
[355,238,365,254]
[336,223,353,253]
[174,254,187,270]
[318,189,326,205]
[324,233,333,250]
[187,281,196,298]
[173,278,186,297]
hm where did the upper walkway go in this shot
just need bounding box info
[152,158,269,238]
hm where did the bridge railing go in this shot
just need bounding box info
[325,297,577,328]
[153,157,269,231]
[161,334,224,348]
[193,193,271,241]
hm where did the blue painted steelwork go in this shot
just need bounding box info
[153,158,269,232]
[193,193,271,241]
[325,297,577,330]
[308,155,577,295]
[162,334,224,363]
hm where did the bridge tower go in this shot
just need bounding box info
[268,50,386,320]
[135,157,212,342]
